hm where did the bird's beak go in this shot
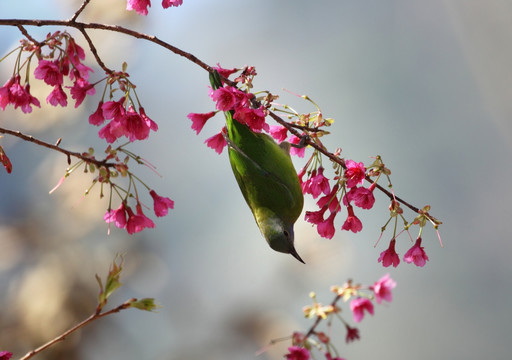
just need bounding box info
[290,246,305,264]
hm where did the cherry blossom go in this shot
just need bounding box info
[204,129,227,154]
[404,237,429,267]
[285,346,310,360]
[187,111,216,134]
[344,159,366,188]
[350,297,374,323]
[341,205,363,233]
[127,0,151,15]
[150,190,174,217]
[378,239,400,267]
[370,273,397,304]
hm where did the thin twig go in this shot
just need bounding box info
[0,126,116,168]
[19,300,134,360]
[77,26,114,74]
[0,19,213,73]
[69,0,91,22]
[16,25,42,47]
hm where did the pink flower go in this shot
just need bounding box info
[341,206,363,233]
[345,324,360,343]
[305,206,327,225]
[288,135,305,157]
[285,346,310,360]
[162,0,182,8]
[350,297,374,323]
[309,167,330,198]
[347,184,375,209]
[34,59,63,86]
[127,0,151,15]
[187,111,215,134]
[102,98,126,120]
[66,37,86,65]
[214,64,238,79]
[139,107,158,131]
[370,274,396,304]
[0,351,12,360]
[317,211,337,239]
[0,146,12,174]
[344,159,366,188]
[122,106,151,141]
[233,106,268,132]
[21,84,41,113]
[89,101,105,125]
[403,237,429,267]
[69,78,95,108]
[98,118,126,143]
[378,239,400,267]
[46,85,68,107]
[150,190,174,217]
[0,77,14,110]
[126,204,155,234]
[204,129,227,154]
[211,87,237,111]
[269,125,288,142]
[317,184,340,213]
[6,77,41,113]
[104,203,128,229]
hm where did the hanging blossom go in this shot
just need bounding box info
[0,31,95,113]
[350,297,374,323]
[403,237,429,267]
[378,239,400,267]
[127,0,183,16]
[93,97,158,143]
[370,273,397,304]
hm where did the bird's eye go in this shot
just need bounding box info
[283,230,289,237]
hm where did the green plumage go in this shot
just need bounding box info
[210,71,305,263]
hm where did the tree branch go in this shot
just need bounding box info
[0,17,439,219]
[19,299,135,360]
[0,19,213,73]
[69,0,92,23]
[0,126,116,168]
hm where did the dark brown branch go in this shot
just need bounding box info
[16,24,42,47]
[69,0,91,22]
[0,126,116,168]
[0,19,213,73]
[77,26,114,74]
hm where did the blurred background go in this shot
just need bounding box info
[1,0,511,359]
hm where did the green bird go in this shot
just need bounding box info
[210,71,305,263]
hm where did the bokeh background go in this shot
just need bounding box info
[1,0,511,359]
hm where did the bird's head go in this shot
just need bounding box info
[258,215,305,264]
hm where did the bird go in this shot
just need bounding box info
[210,71,305,263]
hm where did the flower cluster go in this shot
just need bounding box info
[91,98,158,143]
[187,65,273,153]
[303,159,373,238]
[265,275,397,360]
[0,31,95,112]
[127,0,183,16]
[0,31,172,235]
